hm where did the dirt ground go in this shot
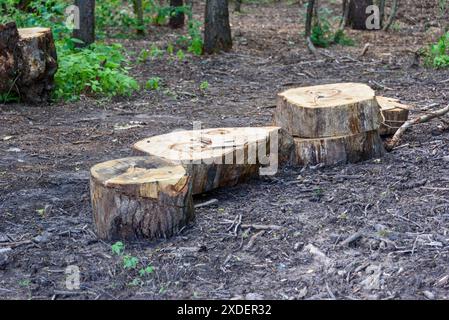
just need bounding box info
[1,1,449,300]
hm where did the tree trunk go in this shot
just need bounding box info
[377,96,411,136]
[133,127,293,194]
[347,0,373,30]
[169,0,185,29]
[73,0,95,47]
[90,157,194,241]
[0,23,58,103]
[274,83,381,138]
[292,130,385,166]
[204,0,232,54]
[133,0,145,35]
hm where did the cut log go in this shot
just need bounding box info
[133,127,293,194]
[376,96,411,136]
[274,83,381,138]
[90,157,194,241]
[292,130,385,166]
[0,23,57,103]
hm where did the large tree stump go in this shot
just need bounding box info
[0,23,57,103]
[292,130,384,166]
[274,83,380,138]
[90,157,194,241]
[377,96,411,136]
[134,127,293,194]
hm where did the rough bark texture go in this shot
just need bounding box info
[204,0,232,54]
[377,96,411,136]
[169,0,185,29]
[0,22,19,94]
[90,157,194,241]
[0,23,57,103]
[133,127,292,194]
[73,0,95,46]
[347,0,373,30]
[274,83,381,138]
[292,130,385,166]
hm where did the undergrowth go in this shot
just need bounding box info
[425,32,449,68]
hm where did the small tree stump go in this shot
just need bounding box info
[134,127,293,194]
[274,83,380,138]
[377,96,411,136]
[0,23,57,103]
[90,157,194,241]
[292,130,385,166]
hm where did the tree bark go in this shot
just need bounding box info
[73,0,95,47]
[305,0,317,54]
[292,130,385,166]
[90,157,194,241]
[204,0,232,54]
[347,0,373,30]
[0,23,58,103]
[274,83,381,138]
[169,0,185,29]
[132,0,145,34]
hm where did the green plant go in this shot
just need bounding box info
[138,49,150,63]
[146,77,162,90]
[150,44,164,58]
[307,6,354,48]
[139,265,154,277]
[111,241,125,255]
[54,40,139,101]
[166,43,174,55]
[425,32,449,68]
[200,81,209,91]
[176,49,185,61]
[123,255,139,269]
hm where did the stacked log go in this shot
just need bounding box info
[133,127,293,195]
[90,157,194,240]
[376,96,411,136]
[0,22,57,103]
[274,83,385,166]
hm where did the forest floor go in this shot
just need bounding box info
[1,1,449,300]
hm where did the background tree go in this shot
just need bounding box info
[347,0,373,30]
[204,0,232,54]
[234,0,242,13]
[169,0,185,29]
[132,0,145,35]
[73,0,96,46]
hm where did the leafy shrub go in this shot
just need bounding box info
[425,32,449,68]
[145,77,161,90]
[306,6,354,48]
[54,40,139,101]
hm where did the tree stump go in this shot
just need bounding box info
[292,130,385,166]
[347,0,373,30]
[0,23,57,103]
[134,127,293,194]
[90,157,194,241]
[377,96,411,136]
[274,83,381,138]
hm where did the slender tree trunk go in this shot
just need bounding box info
[305,0,317,54]
[169,0,185,29]
[133,0,145,35]
[382,0,398,31]
[204,0,232,54]
[73,0,95,46]
[347,0,373,30]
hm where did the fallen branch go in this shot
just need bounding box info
[386,105,449,151]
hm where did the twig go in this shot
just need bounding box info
[386,105,449,151]
[244,230,265,251]
[240,224,283,231]
[194,198,218,208]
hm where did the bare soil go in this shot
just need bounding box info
[1,1,449,300]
